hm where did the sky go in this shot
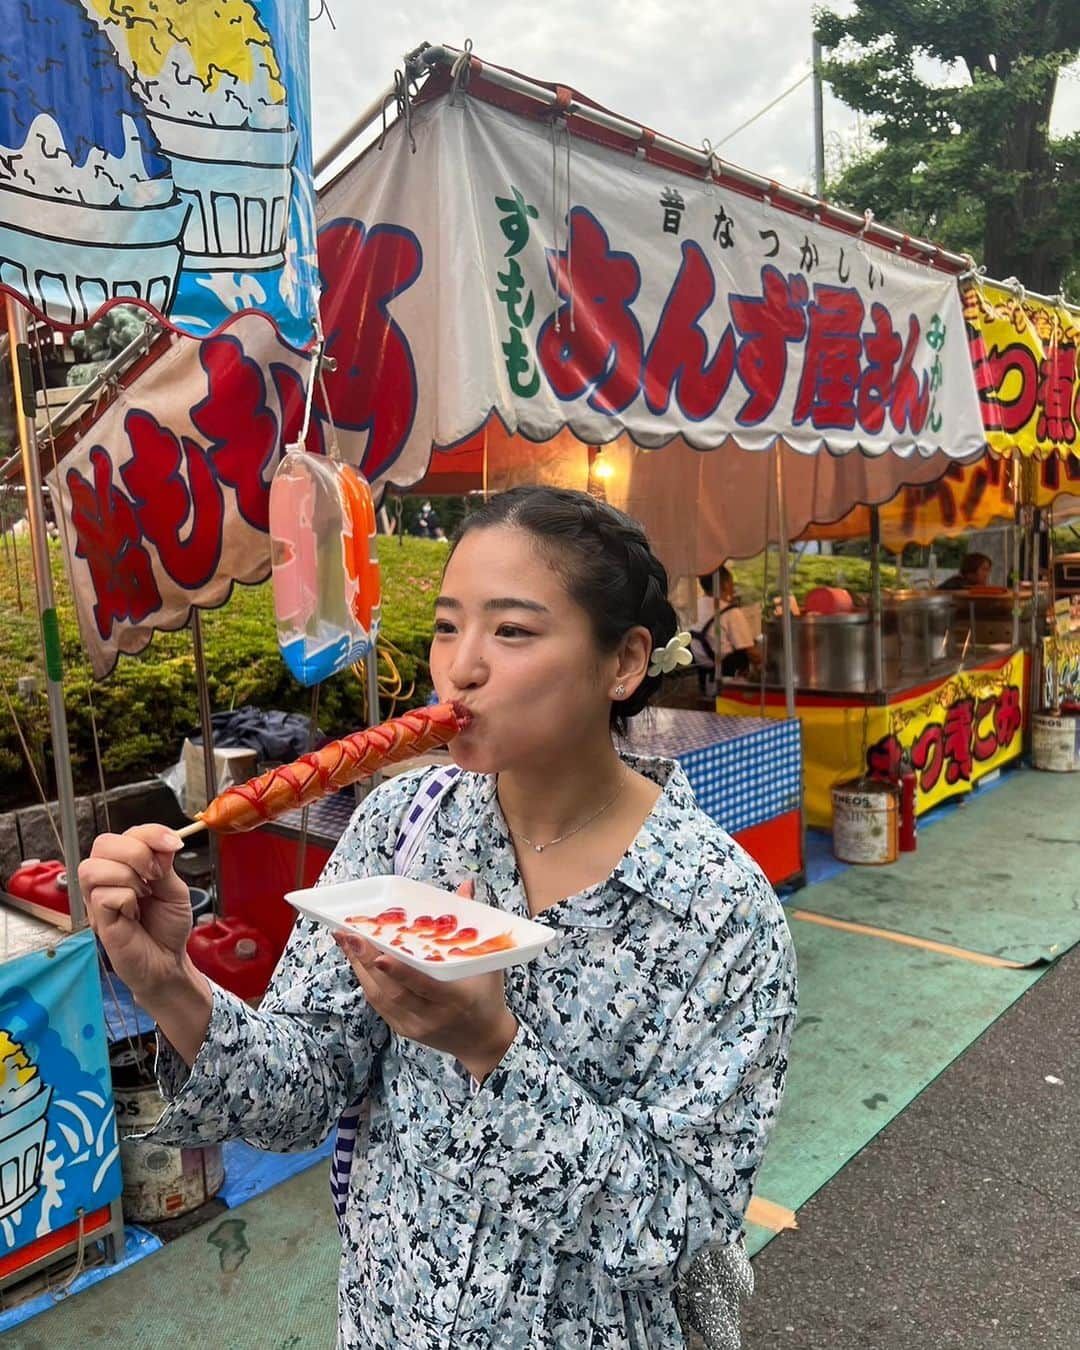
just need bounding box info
[308,2,1080,196]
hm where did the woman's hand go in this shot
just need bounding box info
[336,881,519,1082]
[78,825,195,998]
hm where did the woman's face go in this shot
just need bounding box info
[429,525,628,774]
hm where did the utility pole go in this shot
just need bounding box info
[812,33,833,557]
[812,35,826,198]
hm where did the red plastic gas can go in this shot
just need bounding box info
[186,917,276,1002]
[6,860,69,915]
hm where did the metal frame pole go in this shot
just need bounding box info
[5,297,84,924]
[1011,456,1022,649]
[190,608,219,899]
[774,445,796,719]
[869,506,884,691]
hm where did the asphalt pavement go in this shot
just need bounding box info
[743,940,1080,1349]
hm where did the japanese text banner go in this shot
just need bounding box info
[807,452,1080,550]
[718,650,1025,828]
[964,283,1080,459]
[49,318,309,677]
[0,0,318,347]
[307,92,986,489]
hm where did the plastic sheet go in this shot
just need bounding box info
[269,451,381,685]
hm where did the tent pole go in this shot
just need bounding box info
[869,506,884,691]
[1011,456,1022,650]
[774,445,796,719]
[5,297,84,924]
[190,608,220,902]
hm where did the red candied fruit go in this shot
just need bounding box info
[435,926,477,946]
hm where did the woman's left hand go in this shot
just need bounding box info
[335,881,519,1083]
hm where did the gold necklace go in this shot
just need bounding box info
[503,773,628,854]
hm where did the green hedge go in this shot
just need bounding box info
[0,533,898,810]
[0,535,450,809]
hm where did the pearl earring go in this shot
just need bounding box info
[614,683,626,698]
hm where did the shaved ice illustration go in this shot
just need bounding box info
[0,0,188,324]
[89,0,298,271]
[0,1029,52,1221]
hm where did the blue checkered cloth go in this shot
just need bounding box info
[628,709,802,836]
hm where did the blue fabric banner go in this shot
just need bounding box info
[0,928,121,1254]
[0,0,317,347]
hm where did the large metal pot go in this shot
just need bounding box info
[881,591,956,674]
[765,612,872,690]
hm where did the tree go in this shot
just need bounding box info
[816,1,1080,293]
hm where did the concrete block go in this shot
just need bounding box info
[15,796,96,864]
[0,812,19,884]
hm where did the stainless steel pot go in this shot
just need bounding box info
[765,612,872,690]
[881,591,956,674]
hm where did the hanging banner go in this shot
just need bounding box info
[48,316,310,677]
[302,91,986,489]
[964,282,1080,460]
[807,452,1080,550]
[0,930,121,1260]
[718,650,1025,826]
[0,0,318,348]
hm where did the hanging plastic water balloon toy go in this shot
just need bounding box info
[269,446,382,686]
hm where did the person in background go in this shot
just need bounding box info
[413,500,447,540]
[939,551,992,591]
[691,567,759,682]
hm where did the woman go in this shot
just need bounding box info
[81,487,796,1349]
[691,568,759,686]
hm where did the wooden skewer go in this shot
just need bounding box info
[177,820,208,839]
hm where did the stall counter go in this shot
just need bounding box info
[717,649,1027,828]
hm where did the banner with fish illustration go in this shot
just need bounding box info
[964,282,1080,461]
[0,0,318,348]
[0,930,121,1264]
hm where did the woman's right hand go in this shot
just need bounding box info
[78,825,194,997]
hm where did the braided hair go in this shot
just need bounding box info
[449,487,678,733]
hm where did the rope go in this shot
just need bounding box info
[294,682,321,890]
[2,681,63,853]
[565,122,575,333]
[351,638,417,721]
[49,1208,88,1297]
[550,118,562,332]
[87,684,110,833]
[294,338,323,452]
[713,69,812,150]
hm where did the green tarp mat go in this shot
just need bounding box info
[19,1166,338,1350]
[794,769,1080,966]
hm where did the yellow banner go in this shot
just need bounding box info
[718,651,1026,827]
[964,282,1080,459]
[807,453,1080,550]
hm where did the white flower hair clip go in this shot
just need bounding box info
[648,631,693,678]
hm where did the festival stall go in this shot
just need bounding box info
[23,42,1003,919]
[718,280,1080,824]
[0,0,318,1294]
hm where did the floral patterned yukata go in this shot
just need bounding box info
[147,755,797,1349]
